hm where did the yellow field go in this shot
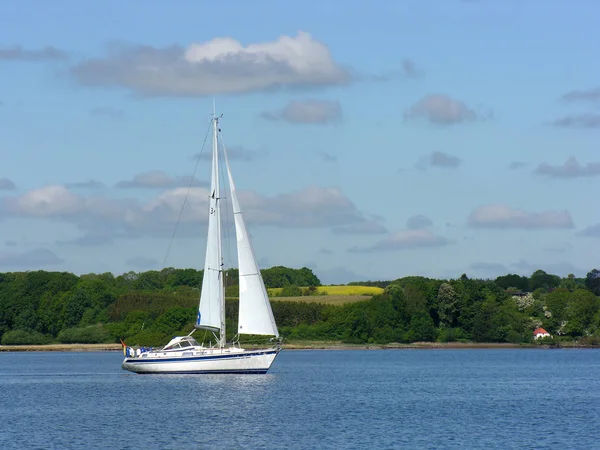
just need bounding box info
[316,285,384,296]
[267,285,384,297]
[270,295,372,305]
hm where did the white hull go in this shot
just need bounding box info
[122,346,280,374]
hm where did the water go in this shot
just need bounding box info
[1,349,599,449]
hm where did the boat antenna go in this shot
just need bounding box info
[212,99,223,122]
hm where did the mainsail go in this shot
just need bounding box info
[197,118,224,334]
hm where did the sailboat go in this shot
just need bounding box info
[122,113,281,374]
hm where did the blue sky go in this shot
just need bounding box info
[1,0,599,284]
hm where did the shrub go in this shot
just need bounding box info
[534,335,559,347]
[127,329,170,347]
[280,285,303,297]
[577,335,600,346]
[57,324,112,344]
[438,327,467,343]
[1,329,52,345]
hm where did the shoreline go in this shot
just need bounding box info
[0,343,123,352]
[1,341,597,352]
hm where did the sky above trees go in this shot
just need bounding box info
[1,0,599,283]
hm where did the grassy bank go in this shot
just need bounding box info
[0,343,122,352]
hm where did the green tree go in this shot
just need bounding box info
[296,267,321,286]
[472,296,502,342]
[62,289,92,327]
[563,289,600,336]
[543,288,570,332]
[133,271,164,290]
[385,284,409,325]
[495,274,530,291]
[438,283,459,328]
[408,312,436,342]
[529,270,561,292]
[585,269,600,296]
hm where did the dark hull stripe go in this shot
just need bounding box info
[123,349,278,365]
[135,369,268,375]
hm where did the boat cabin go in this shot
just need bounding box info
[163,336,201,350]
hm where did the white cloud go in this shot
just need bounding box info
[543,242,573,253]
[347,215,449,252]
[508,161,527,170]
[405,94,491,125]
[467,204,574,229]
[331,220,387,235]
[469,262,508,275]
[579,224,600,238]
[349,229,450,253]
[261,99,342,124]
[406,214,433,230]
[0,178,16,190]
[0,248,64,269]
[240,185,365,228]
[124,187,209,235]
[0,185,139,243]
[534,157,600,178]
[551,114,600,129]
[3,185,87,217]
[400,58,424,79]
[66,180,106,190]
[417,151,461,169]
[1,184,369,245]
[0,45,68,61]
[70,32,350,97]
[561,87,600,105]
[195,146,268,163]
[115,171,207,189]
[57,229,120,247]
[126,256,159,270]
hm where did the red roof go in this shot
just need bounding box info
[533,328,549,335]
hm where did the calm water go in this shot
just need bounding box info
[1,349,599,449]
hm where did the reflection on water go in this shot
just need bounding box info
[1,349,599,449]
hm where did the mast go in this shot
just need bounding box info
[213,114,226,349]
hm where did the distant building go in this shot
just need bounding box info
[533,328,551,339]
[511,291,529,297]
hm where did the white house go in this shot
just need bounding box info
[533,328,551,339]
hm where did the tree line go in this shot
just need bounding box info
[282,270,600,345]
[0,266,320,345]
[1,267,599,347]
